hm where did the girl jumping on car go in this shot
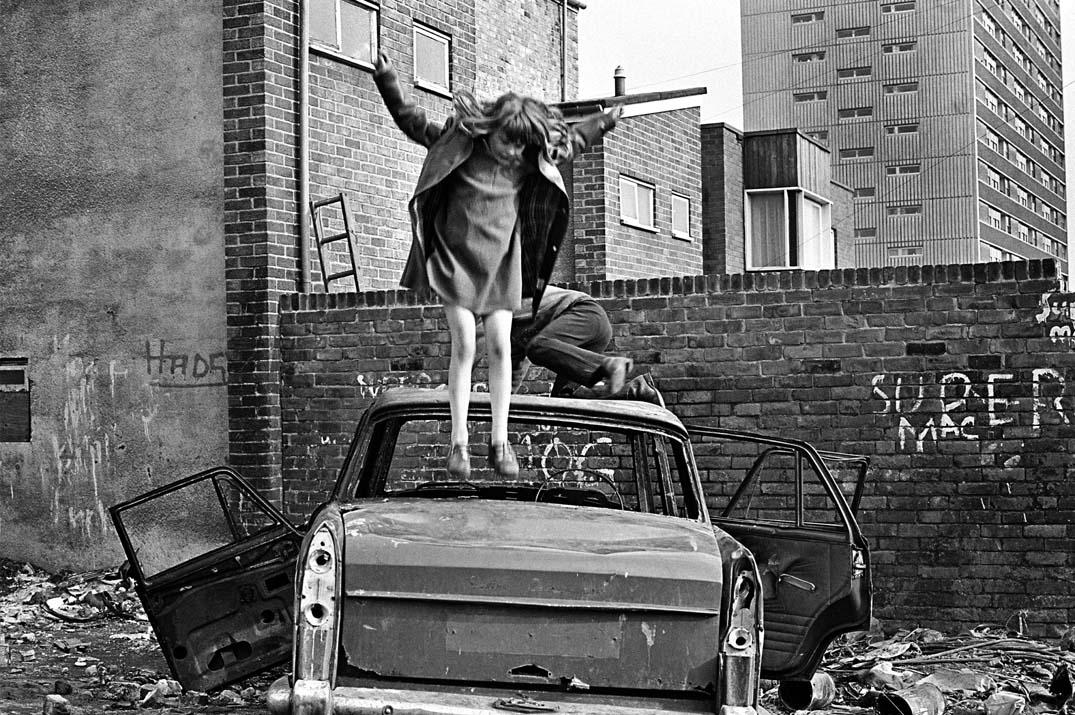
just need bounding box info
[374,51,621,479]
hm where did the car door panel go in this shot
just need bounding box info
[110,467,303,692]
[686,426,871,681]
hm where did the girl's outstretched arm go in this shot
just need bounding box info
[373,51,445,148]
[550,104,623,165]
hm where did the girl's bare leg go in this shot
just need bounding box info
[443,304,476,447]
[483,309,513,445]
[484,309,517,477]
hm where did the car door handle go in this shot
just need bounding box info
[779,573,816,592]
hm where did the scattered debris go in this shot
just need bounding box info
[764,617,1075,715]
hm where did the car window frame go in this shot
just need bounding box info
[335,408,710,523]
[110,466,302,586]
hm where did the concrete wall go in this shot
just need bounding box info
[0,0,227,568]
[277,259,1074,633]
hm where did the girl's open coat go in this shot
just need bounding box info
[374,65,615,316]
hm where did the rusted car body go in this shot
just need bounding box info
[111,389,871,714]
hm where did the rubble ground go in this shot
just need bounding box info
[0,559,282,714]
[762,618,1075,715]
[3,558,1072,715]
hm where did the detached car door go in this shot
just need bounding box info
[110,467,303,691]
[687,427,871,681]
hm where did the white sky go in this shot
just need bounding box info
[578,0,1075,277]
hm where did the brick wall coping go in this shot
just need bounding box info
[280,260,1057,312]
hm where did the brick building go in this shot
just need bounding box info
[0,0,584,566]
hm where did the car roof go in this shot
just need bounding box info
[363,387,689,438]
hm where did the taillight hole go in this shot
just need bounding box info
[308,548,332,573]
[305,602,328,626]
[260,609,275,624]
[173,646,188,659]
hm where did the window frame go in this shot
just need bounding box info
[836,26,870,39]
[793,90,828,103]
[884,81,919,95]
[837,66,872,80]
[886,203,923,217]
[744,187,834,271]
[308,0,379,69]
[412,21,451,95]
[671,192,692,240]
[619,176,657,232]
[884,122,919,135]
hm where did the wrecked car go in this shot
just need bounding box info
[110,388,871,714]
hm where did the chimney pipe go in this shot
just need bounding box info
[613,65,626,96]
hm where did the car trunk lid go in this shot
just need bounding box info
[338,499,723,694]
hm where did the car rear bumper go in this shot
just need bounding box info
[266,676,752,715]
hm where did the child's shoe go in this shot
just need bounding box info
[487,441,519,479]
[446,443,470,479]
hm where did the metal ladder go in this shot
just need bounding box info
[310,193,361,292]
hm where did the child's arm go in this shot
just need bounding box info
[550,104,623,165]
[373,51,445,148]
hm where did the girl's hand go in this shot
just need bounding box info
[375,50,392,75]
[607,104,624,122]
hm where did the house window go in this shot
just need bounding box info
[671,193,691,239]
[838,106,873,119]
[309,0,379,65]
[805,130,829,142]
[887,204,922,216]
[887,245,923,259]
[885,122,919,135]
[746,189,834,270]
[793,90,828,102]
[853,187,876,198]
[881,1,916,13]
[884,81,919,94]
[413,22,450,92]
[791,11,824,24]
[792,51,826,62]
[855,227,878,238]
[0,358,30,442]
[836,26,870,38]
[886,163,921,176]
[837,66,872,79]
[839,146,874,159]
[883,40,917,53]
[619,176,655,230]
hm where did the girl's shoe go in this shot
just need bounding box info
[487,441,519,479]
[446,443,470,479]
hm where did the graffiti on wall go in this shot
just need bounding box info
[1036,292,1075,347]
[872,369,1067,452]
[145,339,226,388]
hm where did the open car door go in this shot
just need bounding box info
[686,427,871,681]
[110,467,303,691]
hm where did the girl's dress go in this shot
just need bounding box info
[427,139,527,315]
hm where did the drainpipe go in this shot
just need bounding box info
[298,0,311,291]
[560,0,567,101]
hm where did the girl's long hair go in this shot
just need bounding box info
[453,89,572,159]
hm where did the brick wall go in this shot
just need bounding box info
[474,0,579,102]
[224,0,303,505]
[229,0,572,503]
[303,0,574,294]
[570,108,704,282]
[278,259,1074,633]
[701,123,745,275]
